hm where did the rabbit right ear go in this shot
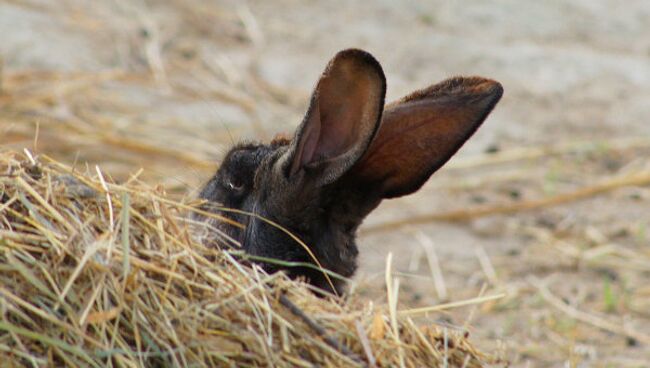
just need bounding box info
[349,77,503,198]
[282,49,386,186]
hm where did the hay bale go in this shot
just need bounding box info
[0,149,503,367]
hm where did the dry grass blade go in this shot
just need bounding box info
[529,277,650,345]
[363,171,650,234]
[398,293,507,316]
[448,137,650,169]
[278,294,362,364]
[0,150,503,367]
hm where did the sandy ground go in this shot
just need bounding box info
[1,0,650,366]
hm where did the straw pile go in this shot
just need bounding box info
[0,149,503,367]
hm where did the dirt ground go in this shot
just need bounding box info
[1,0,650,366]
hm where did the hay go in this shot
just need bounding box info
[0,149,503,367]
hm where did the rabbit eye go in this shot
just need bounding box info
[227,178,245,192]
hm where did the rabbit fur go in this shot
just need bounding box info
[195,49,503,295]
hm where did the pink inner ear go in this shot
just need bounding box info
[296,76,369,170]
[290,102,322,175]
[300,106,322,166]
[315,103,353,157]
[286,49,386,182]
[311,78,368,160]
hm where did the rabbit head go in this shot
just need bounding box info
[196,49,503,295]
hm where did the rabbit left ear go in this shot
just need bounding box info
[283,49,386,185]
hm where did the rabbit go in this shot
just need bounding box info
[195,49,503,295]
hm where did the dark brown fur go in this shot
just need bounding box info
[195,49,503,295]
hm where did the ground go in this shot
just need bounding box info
[1,0,649,366]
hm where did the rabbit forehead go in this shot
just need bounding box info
[218,141,283,176]
[223,142,275,168]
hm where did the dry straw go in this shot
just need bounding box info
[0,150,503,367]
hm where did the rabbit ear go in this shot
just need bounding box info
[284,49,386,185]
[350,77,503,198]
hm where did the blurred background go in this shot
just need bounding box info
[1,0,649,366]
